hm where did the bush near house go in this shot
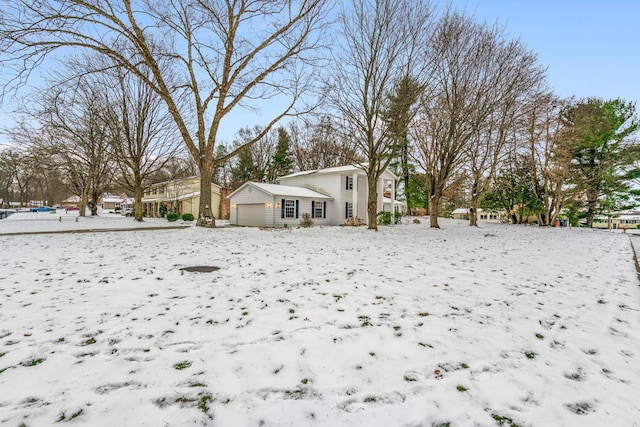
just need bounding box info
[377,211,403,225]
[300,213,314,228]
[182,213,195,221]
[166,212,179,222]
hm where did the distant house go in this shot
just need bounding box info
[452,208,500,221]
[99,192,132,211]
[592,214,640,230]
[228,165,398,227]
[62,195,81,209]
[142,176,226,219]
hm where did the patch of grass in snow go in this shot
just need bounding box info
[363,396,377,403]
[70,409,83,419]
[418,312,430,317]
[403,374,418,382]
[273,365,283,374]
[0,352,5,358]
[174,361,192,370]
[524,351,536,359]
[22,358,45,367]
[358,316,372,327]
[491,413,521,427]
[418,342,433,348]
[0,367,9,375]
[301,378,309,385]
[460,363,469,369]
[333,294,343,302]
[535,333,544,339]
[456,385,468,392]
[198,394,212,414]
[83,337,96,346]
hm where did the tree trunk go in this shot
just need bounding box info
[469,181,478,227]
[133,175,144,222]
[429,193,440,228]
[196,159,216,228]
[80,189,88,217]
[367,174,378,231]
[469,205,478,227]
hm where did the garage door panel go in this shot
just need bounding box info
[237,203,264,226]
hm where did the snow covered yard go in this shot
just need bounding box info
[0,218,639,426]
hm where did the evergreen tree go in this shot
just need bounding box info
[564,98,639,227]
[268,127,293,183]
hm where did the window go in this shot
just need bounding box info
[314,201,324,218]
[346,202,353,218]
[284,199,295,218]
[346,176,353,190]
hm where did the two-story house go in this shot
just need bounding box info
[142,176,223,219]
[228,165,398,227]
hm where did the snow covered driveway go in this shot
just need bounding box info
[0,219,639,426]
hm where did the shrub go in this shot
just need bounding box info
[182,213,195,221]
[342,217,366,226]
[166,212,179,222]
[377,211,403,225]
[377,211,392,225]
[300,212,314,228]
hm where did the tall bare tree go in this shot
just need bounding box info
[102,66,183,222]
[9,77,114,215]
[289,116,359,171]
[413,10,544,228]
[331,0,432,230]
[0,0,330,227]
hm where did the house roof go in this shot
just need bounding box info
[452,208,489,214]
[228,182,332,199]
[383,197,406,206]
[280,164,398,180]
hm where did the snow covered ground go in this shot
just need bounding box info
[0,215,639,426]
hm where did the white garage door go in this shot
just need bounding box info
[237,203,265,226]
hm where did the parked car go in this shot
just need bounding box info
[121,208,134,216]
[29,206,54,212]
[66,206,79,211]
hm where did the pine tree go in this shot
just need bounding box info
[268,127,293,183]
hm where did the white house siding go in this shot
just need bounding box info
[270,198,331,227]
[279,174,343,225]
[229,187,271,226]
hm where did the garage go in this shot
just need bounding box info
[237,203,265,226]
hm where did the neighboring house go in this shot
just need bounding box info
[452,208,501,221]
[100,192,131,211]
[592,214,640,230]
[62,195,81,209]
[142,176,224,219]
[228,165,398,227]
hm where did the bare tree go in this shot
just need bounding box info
[18,79,115,216]
[331,0,432,230]
[463,41,545,226]
[522,94,575,226]
[289,116,359,171]
[413,10,544,228]
[102,65,183,222]
[1,0,330,227]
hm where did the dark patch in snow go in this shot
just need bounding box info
[180,266,220,273]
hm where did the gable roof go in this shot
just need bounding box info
[280,164,397,180]
[228,182,332,199]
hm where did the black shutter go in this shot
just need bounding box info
[311,201,315,218]
[323,201,327,218]
[345,202,349,218]
[345,176,349,190]
[281,199,285,219]
[295,200,299,218]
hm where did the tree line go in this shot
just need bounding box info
[0,0,637,230]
